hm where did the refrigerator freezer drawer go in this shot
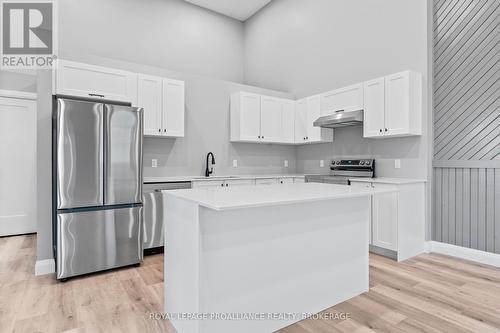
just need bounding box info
[56,206,143,279]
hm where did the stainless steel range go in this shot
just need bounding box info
[305,159,375,185]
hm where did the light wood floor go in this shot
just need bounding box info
[1,235,499,333]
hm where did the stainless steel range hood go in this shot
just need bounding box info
[313,109,363,128]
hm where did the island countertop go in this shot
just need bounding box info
[163,183,393,211]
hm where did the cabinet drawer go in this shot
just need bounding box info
[255,178,278,185]
[56,60,137,104]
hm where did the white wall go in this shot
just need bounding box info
[0,71,36,92]
[244,0,430,179]
[59,0,245,83]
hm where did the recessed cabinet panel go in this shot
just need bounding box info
[162,79,185,137]
[363,78,385,138]
[138,75,163,136]
[321,83,364,115]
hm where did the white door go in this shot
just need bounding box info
[162,79,185,137]
[363,78,386,138]
[56,60,137,104]
[260,96,283,143]
[320,83,364,116]
[0,96,36,236]
[372,190,398,251]
[239,92,261,141]
[306,94,321,142]
[295,99,307,143]
[138,74,163,136]
[385,71,410,136]
[281,99,295,144]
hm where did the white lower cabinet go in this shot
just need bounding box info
[293,177,305,183]
[350,180,425,261]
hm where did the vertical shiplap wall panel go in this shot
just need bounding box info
[433,0,500,254]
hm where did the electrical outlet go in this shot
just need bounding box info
[394,159,401,169]
[233,159,238,168]
[320,160,325,168]
[284,160,289,168]
[152,159,158,168]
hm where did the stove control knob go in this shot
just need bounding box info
[336,161,341,165]
[365,160,371,165]
[360,161,365,165]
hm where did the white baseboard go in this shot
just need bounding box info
[35,259,55,276]
[425,241,500,268]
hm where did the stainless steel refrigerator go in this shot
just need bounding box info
[53,98,144,280]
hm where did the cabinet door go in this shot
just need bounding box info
[162,79,185,137]
[239,92,262,141]
[56,60,137,104]
[363,78,386,138]
[260,96,283,143]
[281,99,295,144]
[138,74,163,136]
[306,95,322,142]
[320,83,364,116]
[384,72,410,136]
[293,177,305,183]
[294,99,307,143]
[372,191,398,251]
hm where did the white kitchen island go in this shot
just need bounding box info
[163,183,375,333]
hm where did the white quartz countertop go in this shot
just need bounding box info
[349,177,427,185]
[144,174,305,183]
[164,183,394,211]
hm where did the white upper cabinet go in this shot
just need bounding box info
[138,74,163,136]
[55,60,137,104]
[320,83,364,115]
[137,75,185,138]
[260,96,283,143]
[231,93,296,144]
[295,95,334,144]
[363,77,385,137]
[281,99,295,144]
[162,79,185,137]
[363,71,422,138]
[231,92,262,142]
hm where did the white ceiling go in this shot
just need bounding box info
[184,0,272,21]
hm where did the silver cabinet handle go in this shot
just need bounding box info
[89,93,105,98]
